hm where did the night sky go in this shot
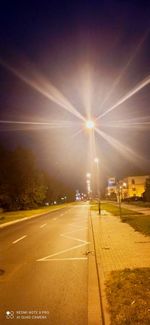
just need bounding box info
[0,0,150,192]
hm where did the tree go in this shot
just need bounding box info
[0,147,47,210]
[143,178,150,202]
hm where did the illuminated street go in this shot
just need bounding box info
[0,204,89,324]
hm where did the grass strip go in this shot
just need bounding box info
[122,214,150,237]
[105,268,150,325]
[125,201,150,208]
[0,203,71,224]
[90,202,139,216]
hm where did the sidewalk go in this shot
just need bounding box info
[90,209,150,324]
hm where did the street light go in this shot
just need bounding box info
[94,158,101,215]
[86,120,95,129]
[94,157,99,163]
[86,172,91,178]
[86,178,91,200]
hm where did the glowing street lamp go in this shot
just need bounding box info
[86,120,95,129]
[86,173,91,178]
[94,157,99,164]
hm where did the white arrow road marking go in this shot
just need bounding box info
[12,235,27,244]
[40,223,47,228]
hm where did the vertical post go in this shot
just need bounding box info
[118,187,122,219]
[94,158,101,216]
[98,196,101,215]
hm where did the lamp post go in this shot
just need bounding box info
[94,157,101,215]
[117,181,122,219]
[86,174,92,200]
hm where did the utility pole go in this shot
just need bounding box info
[118,183,122,219]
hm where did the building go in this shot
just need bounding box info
[106,177,117,199]
[106,175,150,200]
[120,175,150,199]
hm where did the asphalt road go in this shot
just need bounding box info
[0,203,89,325]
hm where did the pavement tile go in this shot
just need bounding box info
[91,211,150,277]
[91,210,150,324]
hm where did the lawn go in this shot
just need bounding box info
[90,201,150,237]
[0,203,71,225]
[125,201,150,208]
[122,214,150,237]
[90,201,140,216]
[105,268,150,325]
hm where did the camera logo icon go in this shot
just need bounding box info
[5,311,14,319]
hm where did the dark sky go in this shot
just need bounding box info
[0,0,150,192]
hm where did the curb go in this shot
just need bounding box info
[0,206,66,229]
[89,209,111,325]
[88,209,103,325]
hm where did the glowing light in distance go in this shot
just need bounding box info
[86,173,91,178]
[86,120,95,129]
[94,157,99,163]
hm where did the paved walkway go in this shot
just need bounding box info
[90,210,150,324]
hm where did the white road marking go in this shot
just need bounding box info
[68,223,84,228]
[61,234,90,244]
[62,227,88,236]
[37,243,88,261]
[12,235,27,244]
[37,211,89,262]
[38,257,87,261]
[40,223,47,228]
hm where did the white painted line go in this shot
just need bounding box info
[68,223,84,228]
[62,227,88,236]
[12,235,27,244]
[40,223,47,228]
[38,257,87,261]
[61,234,90,244]
[37,242,88,261]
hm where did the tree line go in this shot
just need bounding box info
[0,146,73,211]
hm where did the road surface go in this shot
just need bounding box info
[0,203,89,325]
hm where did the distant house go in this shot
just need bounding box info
[106,175,150,199]
[119,175,150,199]
[106,177,117,199]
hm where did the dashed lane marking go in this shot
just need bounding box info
[12,235,27,244]
[40,223,47,228]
